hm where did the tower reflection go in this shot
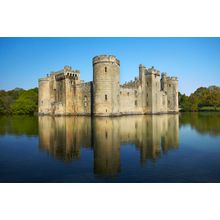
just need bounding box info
[38,114,179,175]
[38,116,92,161]
[93,118,120,176]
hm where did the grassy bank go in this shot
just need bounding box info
[180,106,220,112]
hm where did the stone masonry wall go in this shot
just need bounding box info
[38,55,179,116]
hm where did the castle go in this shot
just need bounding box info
[38,55,178,116]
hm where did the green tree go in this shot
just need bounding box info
[207,88,220,110]
[179,92,189,110]
[193,87,209,107]
[11,88,38,115]
[188,95,199,111]
[179,86,220,112]
[0,97,5,114]
[0,88,24,114]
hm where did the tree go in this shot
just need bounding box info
[193,87,209,107]
[188,95,199,111]
[0,97,5,114]
[179,92,189,110]
[207,88,220,110]
[11,88,38,115]
[179,86,220,111]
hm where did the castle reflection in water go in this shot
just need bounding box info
[38,115,179,176]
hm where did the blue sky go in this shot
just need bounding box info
[0,37,220,95]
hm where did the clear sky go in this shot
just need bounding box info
[0,37,220,95]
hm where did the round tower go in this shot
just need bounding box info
[93,55,120,116]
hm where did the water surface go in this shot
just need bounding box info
[0,113,220,183]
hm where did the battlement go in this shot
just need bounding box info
[50,66,80,76]
[139,64,146,68]
[161,72,167,78]
[146,66,160,76]
[167,76,178,81]
[121,77,140,88]
[46,66,80,81]
[39,77,50,82]
[93,55,120,66]
[63,65,80,74]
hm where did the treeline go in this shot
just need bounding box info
[0,88,38,115]
[179,86,220,111]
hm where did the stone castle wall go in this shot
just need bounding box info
[38,55,179,116]
[119,86,143,114]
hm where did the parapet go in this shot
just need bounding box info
[121,77,140,88]
[49,66,80,75]
[39,77,50,82]
[40,66,81,82]
[161,72,167,78]
[139,64,146,68]
[93,55,120,66]
[167,76,178,81]
[63,66,80,74]
[146,66,160,76]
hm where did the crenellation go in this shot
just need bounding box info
[146,66,160,76]
[93,55,120,66]
[38,55,179,116]
[121,78,140,88]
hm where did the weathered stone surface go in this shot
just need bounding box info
[38,55,178,116]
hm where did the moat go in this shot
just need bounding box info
[0,112,220,183]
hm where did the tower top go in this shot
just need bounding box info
[167,76,178,81]
[139,64,146,68]
[161,72,167,77]
[146,66,160,76]
[93,55,120,66]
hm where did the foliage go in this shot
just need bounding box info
[179,86,220,112]
[199,106,220,111]
[0,88,38,115]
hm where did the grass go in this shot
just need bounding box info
[199,106,220,111]
[180,106,220,112]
